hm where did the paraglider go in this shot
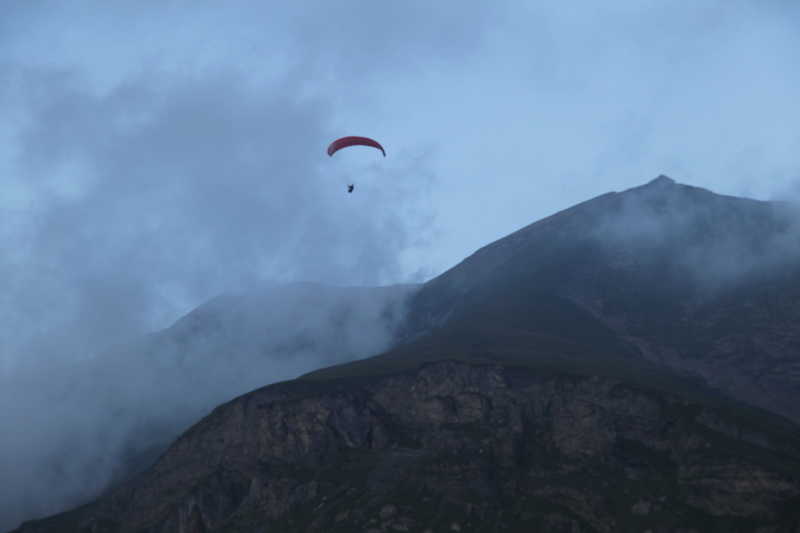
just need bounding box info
[327,136,386,157]
[327,136,385,194]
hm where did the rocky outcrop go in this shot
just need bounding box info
[16,361,800,532]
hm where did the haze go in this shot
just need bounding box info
[1,1,799,530]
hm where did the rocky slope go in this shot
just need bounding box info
[15,360,800,532]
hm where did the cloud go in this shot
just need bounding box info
[588,179,800,291]
[0,64,433,367]
[0,15,440,528]
[0,281,416,530]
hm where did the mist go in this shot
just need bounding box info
[2,1,800,530]
[0,282,415,529]
[0,59,432,533]
[589,178,800,292]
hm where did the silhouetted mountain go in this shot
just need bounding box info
[357,175,800,423]
[12,176,800,532]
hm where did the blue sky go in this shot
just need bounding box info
[1,0,799,364]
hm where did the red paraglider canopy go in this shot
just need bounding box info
[327,136,386,157]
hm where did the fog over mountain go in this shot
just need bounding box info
[2,175,799,531]
[11,177,800,533]
[0,282,414,531]
[2,2,800,531]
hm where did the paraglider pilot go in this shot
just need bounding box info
[327,136,384,195]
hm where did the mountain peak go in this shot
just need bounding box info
[647,174,675,186]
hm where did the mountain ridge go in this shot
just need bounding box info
[392,174,800,423]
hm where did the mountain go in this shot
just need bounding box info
[11,176,800,532]
[326,176,800,424]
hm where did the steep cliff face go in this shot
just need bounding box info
[16,361,800,532]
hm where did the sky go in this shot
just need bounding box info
[1,1,800,529]
[2,1,800,367]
